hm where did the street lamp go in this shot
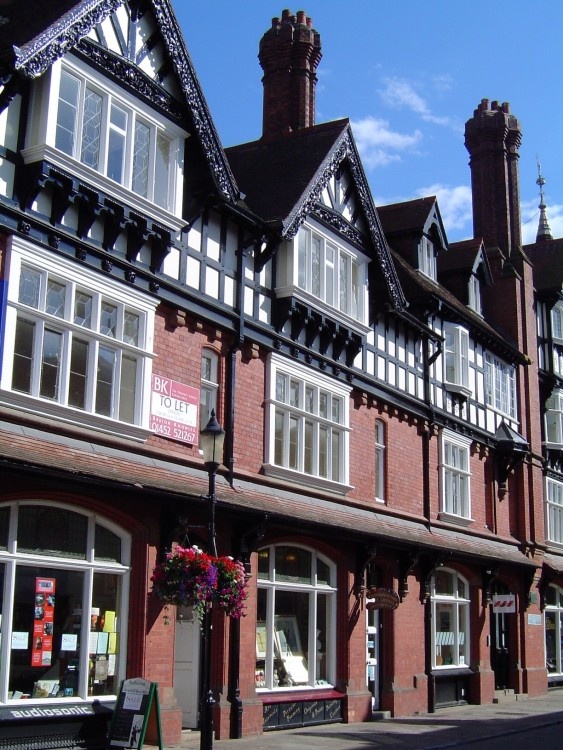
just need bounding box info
[199,409,225,750]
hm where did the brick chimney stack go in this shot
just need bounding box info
[258,9,322,140]
[464,99,523,256]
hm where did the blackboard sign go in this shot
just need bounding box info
[106,678,162,750]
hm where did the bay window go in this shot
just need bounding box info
[255,545,336,690]
[546,391,563,445]
[1,239,155,438]
[431,569,470,669]
[444,323,470,395]
[0,502,129,702]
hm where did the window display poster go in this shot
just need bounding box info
[31,578,55,668]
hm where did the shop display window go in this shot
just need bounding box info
[0,502,129,702]
[255,544,335,690]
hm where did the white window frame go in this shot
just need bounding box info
[419,236,436,280]
[484,352,516,419]
[552,304,563,343]
[546,391,563,446]
[439,431,472,523]
[200,349,219,432]
[468,274,482,315]
[545,585,563,675]
[275,220,369,333]
[431,568,470,670]
[256,544,336,692]
[0,237,156,441]
[375,419,386,503]
[0,500,130,704]
[264,353,352,493]
[22,57,186,231]
[546,478,563,545]
[443,323,470,396]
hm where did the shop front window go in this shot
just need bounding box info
[255,544,336,691]
[0,503,129,702]
[431,569,470,669]
[545,585,563,674]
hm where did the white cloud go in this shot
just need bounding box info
[379,77,453,127]
[416,183,473,235]
[350,116,422,169]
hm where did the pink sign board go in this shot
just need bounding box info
[150,375,199,445]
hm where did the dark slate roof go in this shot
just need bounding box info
[525,238,563,296]
[391,248,526,364]
[377,196,438,236]
[439,239,482,274]
[225,119,350,229]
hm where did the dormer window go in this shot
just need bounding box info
[419,236,436,280]
[468,274,482,315]
[276,221,369,331]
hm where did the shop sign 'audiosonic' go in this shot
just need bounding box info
[365,587,400,611]
[150,375,199,445]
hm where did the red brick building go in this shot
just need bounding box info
[0,3,560,749]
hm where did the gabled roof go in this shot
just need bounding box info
[0,0,240,203]
[439,238,493,294]
[377,196,448,249]
[226,119,406,310]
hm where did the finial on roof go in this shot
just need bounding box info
[536,160,553,242]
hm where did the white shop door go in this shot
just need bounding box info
[173,607,201,728]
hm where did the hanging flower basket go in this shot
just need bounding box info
[151,545,247,621]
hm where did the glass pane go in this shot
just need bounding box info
[74,292,93,328]
[274,410,284,466]
[17,506,87,558]
[56,71,80,156]
[100,302,117,337]
[95,347,115,417]
[257,549,270,580]
[12,318,34,393]
[434,570,454,596]
[18,267,40,308]
[275,373,286,403]
[435,602,454,665]
[325,245,334,304]
[304,420,313,475]
[119,355,136,423]
[458,602,468,665]
[311,236,321,297]
[339,253,348,312]
[289,379,300,408]
[319,426,328,478]
[332,396,342,424]
[95,524,122,563]
[81,88,103,169]
[256,587,267,687]
[46,280,66,318]
[319,391,328,419]
[274,591,309,686]
[316,558,331,586]
[9,567,84,699]
[107,105,127,184]
[289,415,299,470]
[154,134,170,208]
[275,546,311,584]
[132,121,150,197]
[316,592,329,683]
[305,385,314,414]
[298,230,307,290]
[331,430,341,482]
[0,507,9,549]
[90,572,121,696]
[69,338,88,409]
[546,611,557,672]
[123,311,139,346]
[39,329,62,400]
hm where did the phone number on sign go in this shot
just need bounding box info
[151,421,196,443]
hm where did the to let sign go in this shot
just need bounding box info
[150,375,199,445]
[492,594,516,613]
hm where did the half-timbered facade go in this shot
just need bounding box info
[0,4,561,749]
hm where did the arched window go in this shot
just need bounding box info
[431,568,470,669]
[255,544,336,691]
[375,419,386,503]
[545,585,563,674]
[0,502,130,702]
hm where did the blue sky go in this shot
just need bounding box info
[175,1,563,244]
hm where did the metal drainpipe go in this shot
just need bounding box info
[225,227,252,737]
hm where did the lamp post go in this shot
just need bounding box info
[199,410,225,750]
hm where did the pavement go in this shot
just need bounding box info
[150,690,563,750]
